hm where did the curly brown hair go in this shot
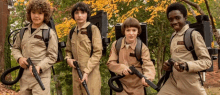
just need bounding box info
[26,0,51,23]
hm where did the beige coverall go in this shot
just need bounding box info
[157,24,212,95]
[65,22,102,95]
[107,37,156,95]
[12,23,58,95]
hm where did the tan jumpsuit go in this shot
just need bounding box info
[65,22,102,95]
[12,23,58,95]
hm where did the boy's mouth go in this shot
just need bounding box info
[172,24,179,28]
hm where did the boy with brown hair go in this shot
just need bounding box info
[12,0,58,94]
[107,17,156,95]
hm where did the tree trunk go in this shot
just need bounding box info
[204,0,220,45]
[186,3,196,19]
[0,0,9,76]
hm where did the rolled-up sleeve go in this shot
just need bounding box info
[83,25,103,74]
[187,31,212,72]
[141,44,156,80]
[106,41,128,75]
[65,30,73,59]
[12,32,23,61]
[37,30,58,72]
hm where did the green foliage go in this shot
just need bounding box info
[4,20,11,70]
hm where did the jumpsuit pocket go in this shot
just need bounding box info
[71,41,76,55]
[174,46,189,53]
[80,37,91,53]
[30,39,46,57]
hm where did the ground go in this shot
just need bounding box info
[0,83,19,95]
[204,58,220,95]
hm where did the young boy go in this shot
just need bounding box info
[12,0,58,95]
[157,3,211,95]
[107,18,155,95]
[65,2,102,95]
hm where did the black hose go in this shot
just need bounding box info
[108,75,124,92]
[8,29,20,47]
[1,66,24,85]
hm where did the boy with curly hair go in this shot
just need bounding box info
[12,0,58,94]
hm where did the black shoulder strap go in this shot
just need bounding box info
[69,24,93,56]
[42,28,50,48]
[184,28,198,60]
[115,37,123,57]
[69,24,92,41]
[115,37,143,64]
[20,27,28,40]
[135,37,142,62]
[87,24,93,57]
[69,27,76,40]
[87,24,92,42]
[184,28,194,51]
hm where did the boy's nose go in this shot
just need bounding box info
[34,14,39,17]
[78,13,82,16]
[172,19,177,24]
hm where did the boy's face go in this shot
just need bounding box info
[168,10,186,32]
[125,27,138,44]
[74,10,87,24]
[31,11,44,26]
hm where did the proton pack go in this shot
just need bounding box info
[69,10,109,56]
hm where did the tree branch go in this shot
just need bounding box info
[181,0,205,15]
[204,0,220,44]
[186,3,196,19]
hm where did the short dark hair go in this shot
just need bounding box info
[166,2,187,18]
[71,2,90,21]
[26,0,51,23]
[121,18,141,35]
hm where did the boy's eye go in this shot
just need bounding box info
[168,18,172,22]
[132,29,136,31]
[126,29,130,31]
[75,11,79,14]
[175,16,180,20]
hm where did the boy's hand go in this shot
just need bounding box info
[80,73,88,83]
[174,62,187,72]
[122,67,132,76]
[29,66,41,76]
[142,77,149,87]
[162,61,172,71]
[67,59,76,68]
[19,57,28,69]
